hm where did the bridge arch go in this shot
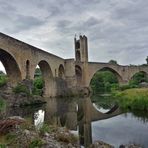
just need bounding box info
[129,71,148,84]
[88,67,123,86]
[75,65,82,86]
[58,64,65,79]
[0,48,22,86]
[34,60,53,97]
[130,71,148,80]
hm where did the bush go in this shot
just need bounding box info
[0,98,6,111]
[6,133,17,144]
[0,144,6,148]
[33,77,44,96]
[119,85,131,91]
[56,129,78,144]
[29,138,43,148]
[115,88,148,111]
[39,124,51,136]
[90,71,118,94]
[33,77,44,90]
[0,75,7,87]
[13,84,30,95]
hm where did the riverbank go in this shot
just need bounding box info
[114,88,148,111]
[0,117,116,148]
[0,117,79,148]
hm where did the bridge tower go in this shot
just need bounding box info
[74,35,89,89]
[74,35,88,63]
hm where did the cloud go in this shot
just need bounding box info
[0,0,148,67]
[4,15,45,34]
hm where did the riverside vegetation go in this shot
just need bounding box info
[90,70,148,112]
[0,70,80,148]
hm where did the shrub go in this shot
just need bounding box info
[33,77,44,96]
[33,77,44,90]
[119,85,131,91]
[0,144,6,148]
[115,88,148,111]
[0,75,8,87]
[32,88,43,96]
[29,138,43,148]
[39,124,51,136]
[56,129,78,144]
[0,98,6,111]
[13,84,30,95]
[6,133,17,144]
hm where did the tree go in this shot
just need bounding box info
[109,60,118,65]
[34,68,42,77]
[90,71,118,94]
[146,56,148,65]
[129,71,148,86]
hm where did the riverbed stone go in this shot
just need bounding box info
[90,140,114,148]
[119,144,143,148]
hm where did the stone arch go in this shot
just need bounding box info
[58,64,65,79]
[89,67,123,86]
[34,60,53,97]
[0,48,22,86]
[76,50,81,62]
[26,60,30,79]
[130,71,148,82]
[75,65,82,86]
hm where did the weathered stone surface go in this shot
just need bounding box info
[90,140,114,148]
[139,82,148,88]
[119,144,143,148]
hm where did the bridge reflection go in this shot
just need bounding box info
[1,96,122,147]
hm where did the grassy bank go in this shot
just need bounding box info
[115,88,148,111]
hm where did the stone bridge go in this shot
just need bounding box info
[0,32,148,97]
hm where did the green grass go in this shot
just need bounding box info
[39,124,51,136]
[0,98,6,111]
[29,138,44,148]
[115,88,148,111]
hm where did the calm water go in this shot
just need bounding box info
[1,96,148,148]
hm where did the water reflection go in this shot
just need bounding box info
[34,110,45,128]
[1,96,148,147]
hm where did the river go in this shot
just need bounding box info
[1,95,148,148]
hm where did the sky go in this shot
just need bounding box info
[0,0,148,72]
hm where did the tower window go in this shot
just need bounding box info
[76,41,80,49]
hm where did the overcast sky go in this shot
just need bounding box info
[0,0,148,72]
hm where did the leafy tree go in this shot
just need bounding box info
[0,75,7,87]
[34,68,42,77]
[33,77,44,96]
[90,71,118,94]
[109,60,118,65]
[33,68,44,96]
[34,77,44,89]
[129,71,148,86]
[146,56,148,65]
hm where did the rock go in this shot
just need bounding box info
[8,116,25,121]
[139,82,148,88]
[90,140,114,148]
[24,129,30,136]
[119,144,143,148]
[44,132,49,137]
